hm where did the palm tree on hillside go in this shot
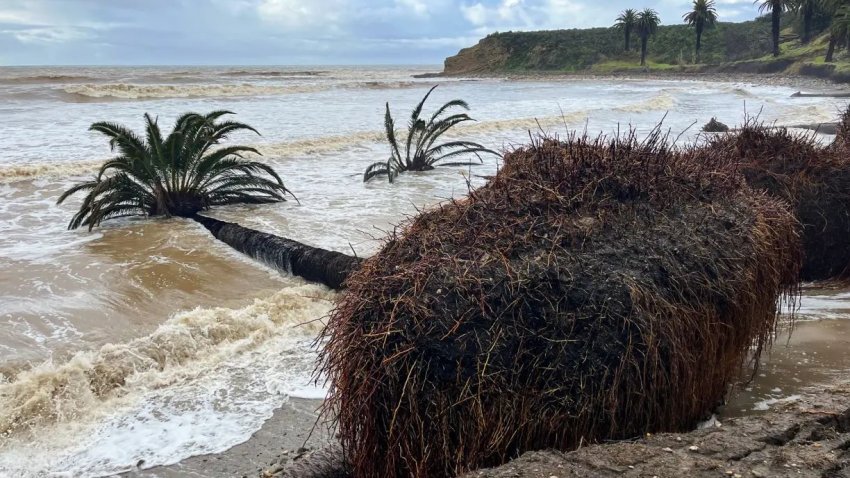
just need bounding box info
[755,0,793,57]
[795,0,820,43]
[363,86,498,183]
[614,9,638,52]
[58,111,361,289]
[826,3,850,62]
[683,0,719,63]
[636,9,661,66]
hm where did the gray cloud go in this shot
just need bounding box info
[0,0,763,65]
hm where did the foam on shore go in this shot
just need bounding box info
[0,284,334,477]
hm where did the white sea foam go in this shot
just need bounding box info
[752,394,803,411]
[796,291,850,320]
[0,285,334,476]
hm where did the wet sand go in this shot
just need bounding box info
[124,398,328,478]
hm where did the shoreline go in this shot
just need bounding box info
[124,397,329,478]
[465,380,850,478]
[428,69,850,92]
[138,318,850,478]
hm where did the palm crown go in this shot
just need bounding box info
[614,9,638,29]
[755,0,792,14]
[636,8,661,37]
[58,110,293,230]
[363,85,498,183]
[683,0,718,29]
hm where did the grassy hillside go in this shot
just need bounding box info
[443,14,850,82]
[445,18,773,73]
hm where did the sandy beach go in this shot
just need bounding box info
[125,398,327,478]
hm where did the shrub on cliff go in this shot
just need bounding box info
[321,130,800,477]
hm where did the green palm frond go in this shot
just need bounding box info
[364,160,392,182]
[364,86,499,183]
[614,9,638,29]
[59,111,293,229]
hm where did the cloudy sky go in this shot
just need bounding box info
[0,0,762,65]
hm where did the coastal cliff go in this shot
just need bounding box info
[444,20,773,75]
[442,16,850,84]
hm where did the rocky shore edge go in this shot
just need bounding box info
[263,382,850,478]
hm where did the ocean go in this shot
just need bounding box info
[0,65,848,477]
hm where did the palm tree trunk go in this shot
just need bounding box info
[823,35,836,63]
[192,214,363,290]
[802,5,812,44]
[625,28,631,52]
[695,27,703,64]
[827,36,836,62]
[641,36,648,66]
[772,8,781,57]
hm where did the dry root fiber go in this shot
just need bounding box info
[705,118,850,280]
[320,129,801,478]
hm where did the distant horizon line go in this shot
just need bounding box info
[0,63,445,68]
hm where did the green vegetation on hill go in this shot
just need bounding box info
[443,7,850,83]
[444,18,773,74]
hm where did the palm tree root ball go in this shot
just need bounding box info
[705,118,850,280]
[320,130,801,478]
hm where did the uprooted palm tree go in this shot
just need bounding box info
[363,86,498,183]
[683,0,718,63]
[58,111,361,289]
[636,8,661,67]
[614,9,638,52]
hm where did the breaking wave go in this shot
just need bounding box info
[0,75,97,85]
[58,80,425,101]
[0,284,334,438]
[0,112,592,183]
[615,91,677,113]
[221,70,327,78]
[0,160,105,184]
[61,83,326,101]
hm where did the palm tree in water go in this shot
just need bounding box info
[58,111,361,289]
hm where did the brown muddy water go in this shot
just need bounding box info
[1,65,849,477]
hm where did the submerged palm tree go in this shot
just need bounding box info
[636,9,661,66]
[363,86,498,183]
[683,0,718,63]
[614,9,638,52]
[756,0,792,57]
[58,111,293,229]
[59,111,360,289]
